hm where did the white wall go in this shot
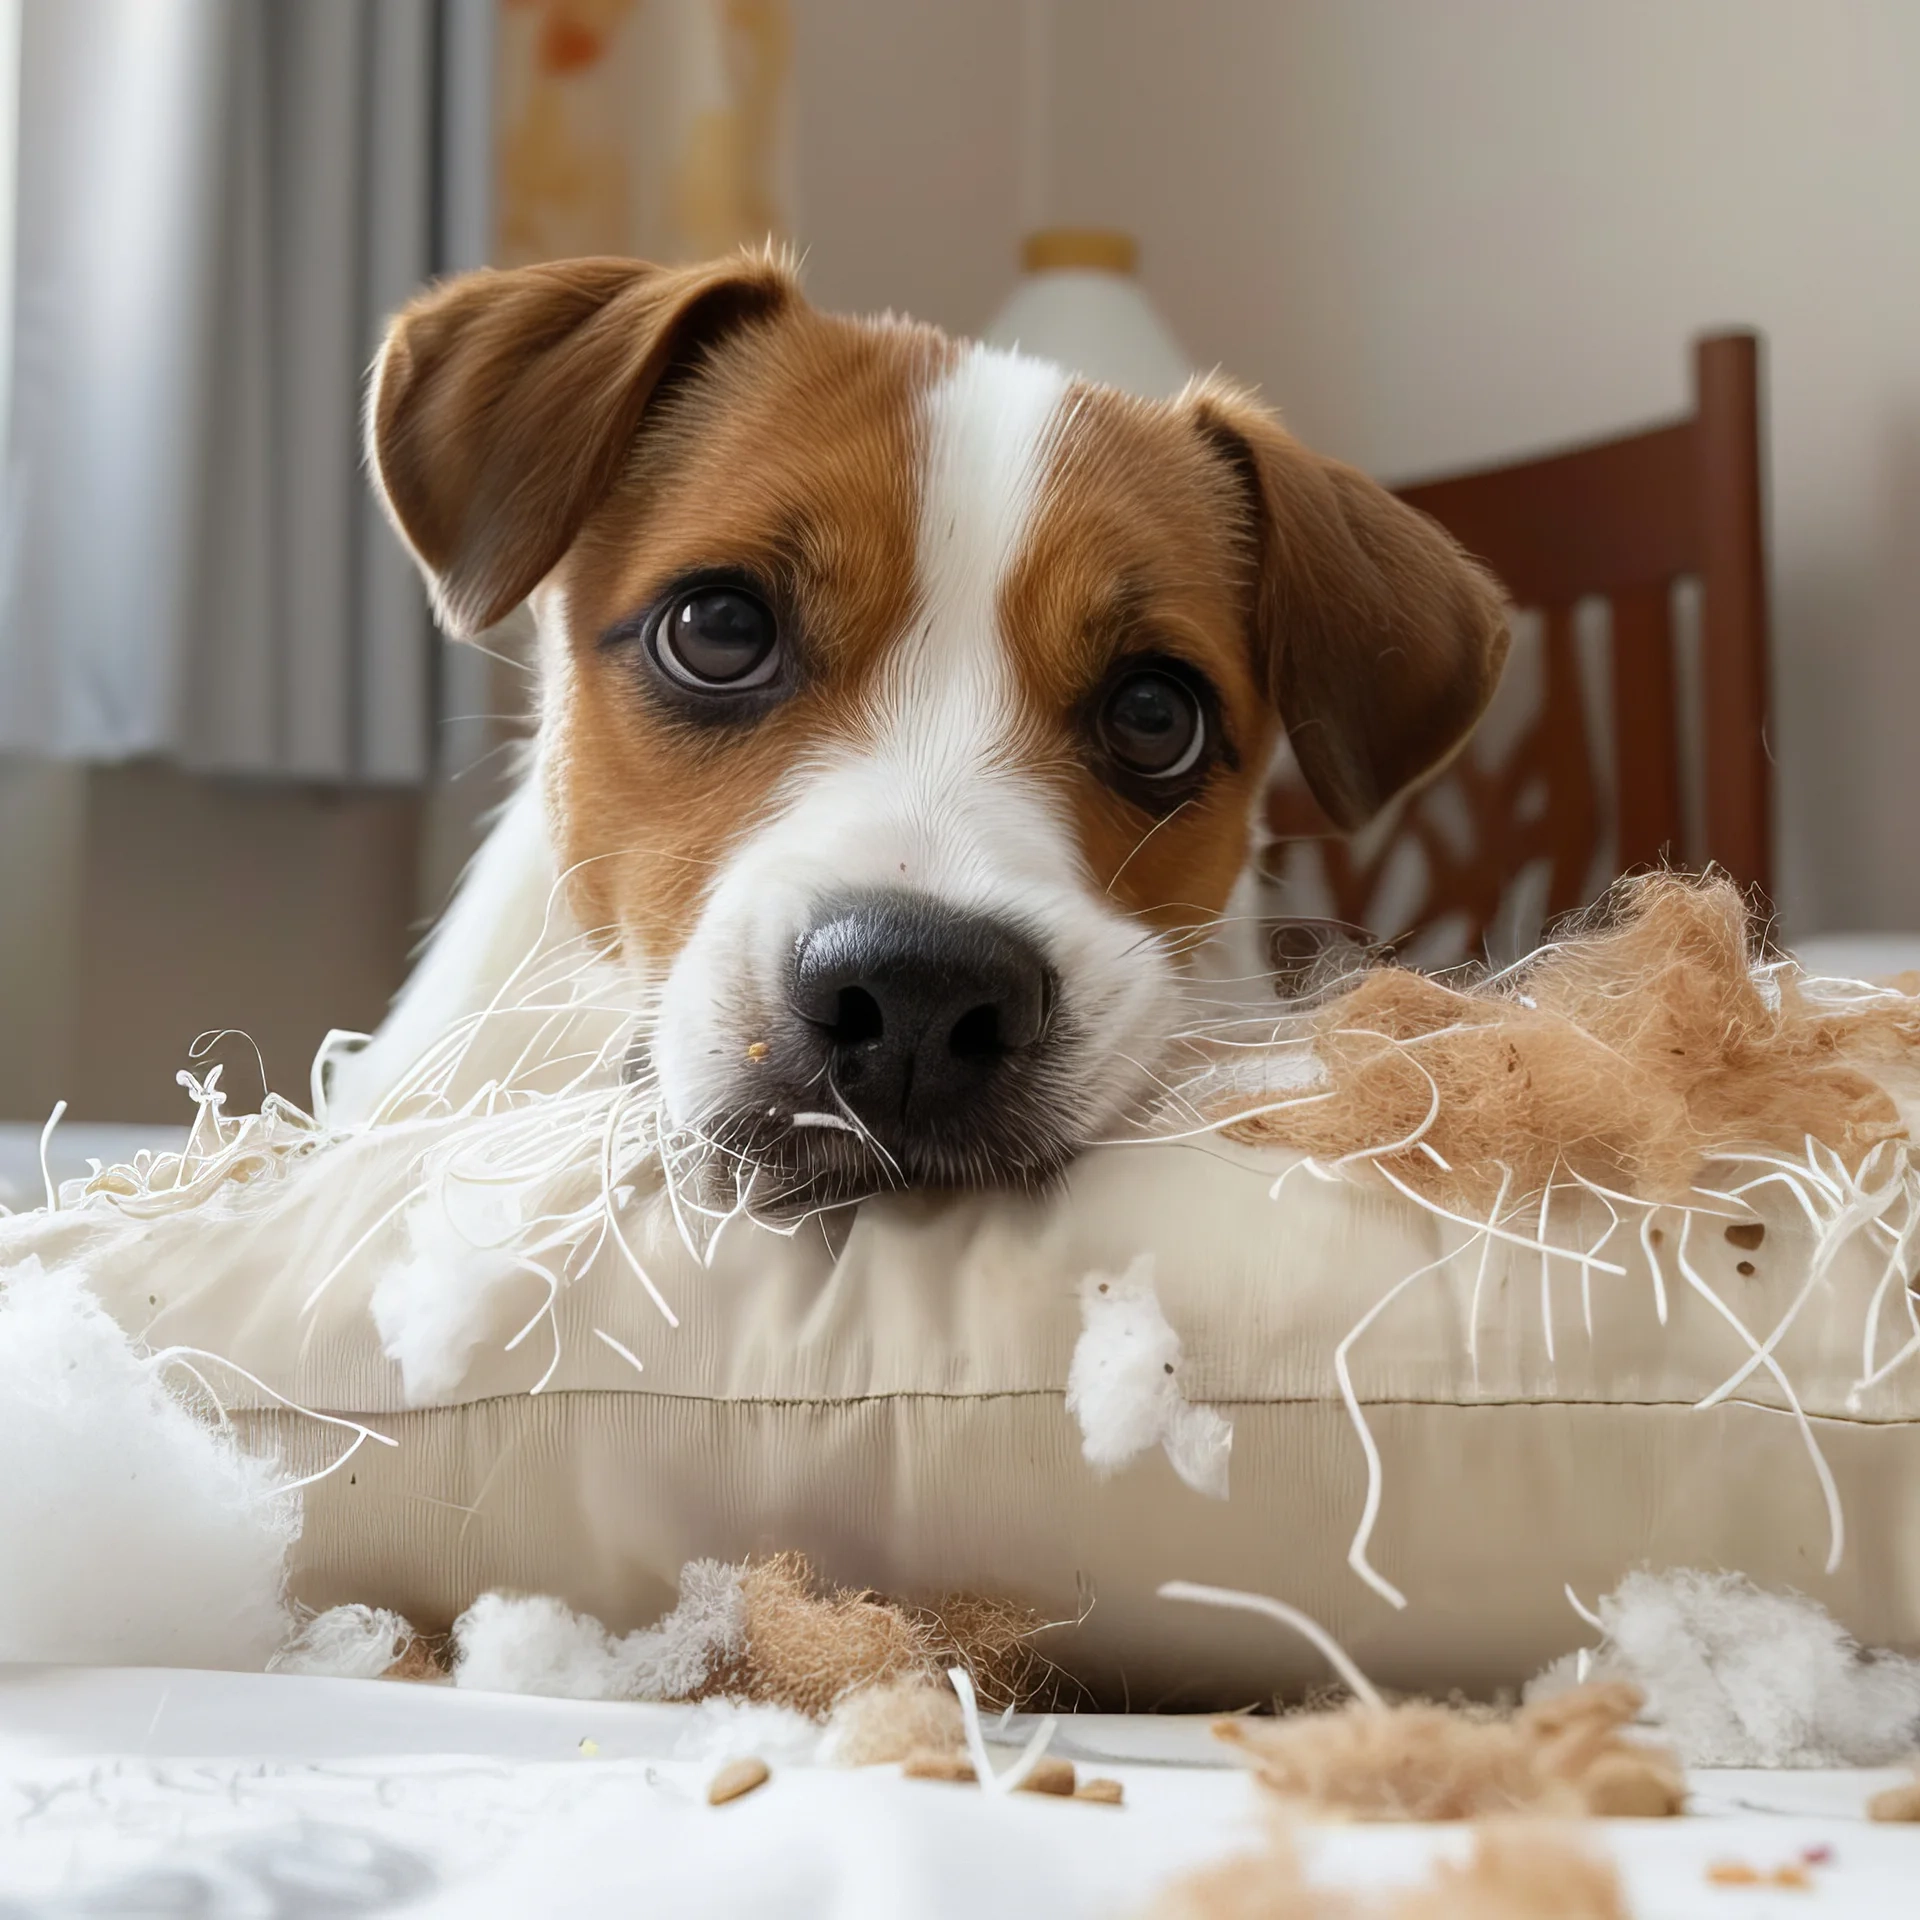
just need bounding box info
[795,0,1920,936]
[793,0,1028,337]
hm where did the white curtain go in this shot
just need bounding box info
[0,0,493,783]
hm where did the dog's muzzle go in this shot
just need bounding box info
[720,889,1071,1205]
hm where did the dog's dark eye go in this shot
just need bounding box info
[1098,668,1206,779]
[654,586,780,689]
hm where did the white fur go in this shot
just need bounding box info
[452,1560,746,1701]
[653,346,1185,1150]
[323,771,578,1127]
[1065,1252,1233,1499]
[0,1256,299,1667]
[1527,1568,1920,1767]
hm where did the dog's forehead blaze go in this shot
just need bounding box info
[999,383,1278,932]
[547,305,945,959]
[543,306,1272,966]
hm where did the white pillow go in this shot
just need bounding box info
[7,1108,1917,1704]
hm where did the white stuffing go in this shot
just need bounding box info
[672,1697,823,1764]
[0,1255,298,1668]
[372,1187,543,1405]
[1065,1253,1232,1499]
[452,1558,746,1700]
[1528,1568,1920,1767]
[270,1603,418,1679]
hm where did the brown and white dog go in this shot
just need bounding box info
[341,251,1507,1208]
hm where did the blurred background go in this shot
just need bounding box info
[1,0,1917,1130]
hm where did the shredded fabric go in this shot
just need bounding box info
[1066,1254,1233,1498]
[1527,1568,1920,1767]
[269,1603,423,1680]
[452,1559,746,1701]
[0,1256,299,1668]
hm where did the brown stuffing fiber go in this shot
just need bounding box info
[1392,1823,1630,1920]
[1223,873,1920,1211]
[1212,1682,1685,1822]
[1868,1773,1920,1821]
[1154,1823,1628,1920]
[825,1674,967,1766]
[710,1552,1050,1718]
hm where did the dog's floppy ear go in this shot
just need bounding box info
[368,252,798,638]
[1191,379,1510,831]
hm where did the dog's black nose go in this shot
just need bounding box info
[789,893,1053,1157]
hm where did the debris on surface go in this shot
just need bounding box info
[1067,1254,1232,1498]
[1529,1569,1920,1767]
[1154,1821,1628,1920]
[1214,1681,1685,1822]
[706,1755,770,1804]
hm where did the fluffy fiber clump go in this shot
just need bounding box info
[1067,1254,1233,1498]
[271,1603,433,1680]
[448,1552,1050,1717]
[453,1558,746,1701]
[0,1256,299,1668]
[822,1674,966,1766]
[1224,872,1920,1209]
[1213,1681,1685,1823]
[1528,1568,1920,1767]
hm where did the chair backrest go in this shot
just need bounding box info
[1263,331,1772,965]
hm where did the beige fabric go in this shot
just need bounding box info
[6,1129,1918,1703]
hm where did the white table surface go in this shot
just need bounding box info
[0,1666,1912,1917]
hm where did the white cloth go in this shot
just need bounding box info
[0,1668,1912,1918]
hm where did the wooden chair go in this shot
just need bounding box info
[1264,331,1772,965]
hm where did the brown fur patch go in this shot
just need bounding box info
[370,253,798,639]
[1000,383,1282,935]
[547,305,948,960]
[1189,377,1510,832]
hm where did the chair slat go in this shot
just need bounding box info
[1694,333,1773,895]
[1608,584,1682,872]
[1398,422,1696,606]
[1540,605,1603,918]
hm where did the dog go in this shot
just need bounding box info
[338,251,1506,1209]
